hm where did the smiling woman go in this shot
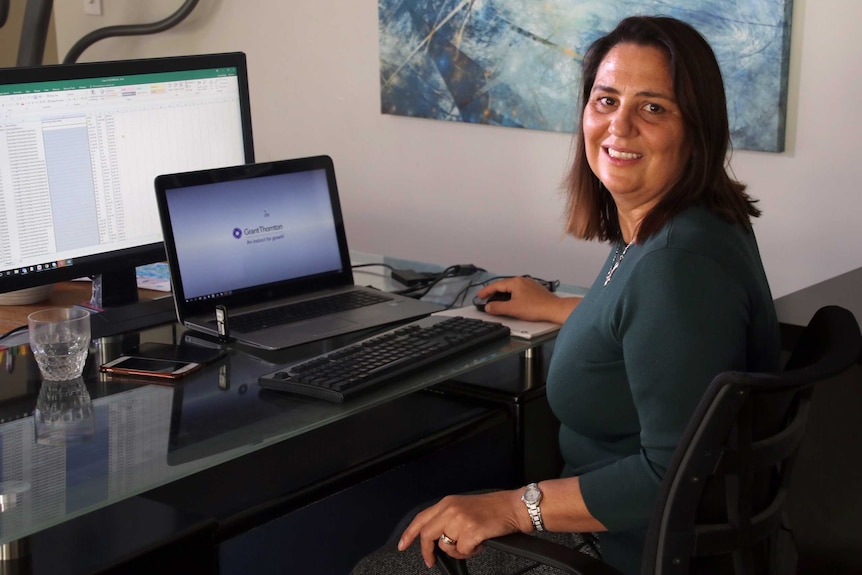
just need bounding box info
[564,16,761,246]
[582,43,690,240]
[352,15,780,575]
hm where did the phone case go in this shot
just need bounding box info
[100,357,202,380]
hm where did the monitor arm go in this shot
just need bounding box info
[13,0,201,67]
[16,0,53,66]
[63,0,200,64]
[0,0,9,29]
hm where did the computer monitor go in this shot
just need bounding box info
[0,52,255,310]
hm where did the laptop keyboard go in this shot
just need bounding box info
[258,316,511,402]
[230,290,392,332]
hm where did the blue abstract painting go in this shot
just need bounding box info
[378,1,794,152]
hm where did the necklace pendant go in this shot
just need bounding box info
[603,262,619,286]
[603,241,633,287]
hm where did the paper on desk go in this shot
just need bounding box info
[434,306,562,340]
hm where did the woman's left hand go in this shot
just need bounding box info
[397,489,530,568]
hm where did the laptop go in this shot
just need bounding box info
[154,155,442,350]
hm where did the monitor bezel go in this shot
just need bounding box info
[0,52,255,296]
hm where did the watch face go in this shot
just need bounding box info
[523,483,541,504]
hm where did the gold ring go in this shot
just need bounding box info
[439,533,457,545]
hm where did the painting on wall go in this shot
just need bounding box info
[378,1,794,153]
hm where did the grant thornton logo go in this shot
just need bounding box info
[232,228,242,239]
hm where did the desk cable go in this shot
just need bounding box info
[350,263,559,310]
[0,325,28,348]
[440,274,561,310]
[351,262,486,301]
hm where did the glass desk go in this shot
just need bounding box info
[0,253,576,570]
[0,324,553,545]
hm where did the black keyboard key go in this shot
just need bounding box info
[258,316,510,402]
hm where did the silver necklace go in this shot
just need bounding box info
[604,241,634,286]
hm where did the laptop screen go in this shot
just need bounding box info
[155,156,358,321]
[164,169,342,302]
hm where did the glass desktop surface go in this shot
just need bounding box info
[0,252,562,545]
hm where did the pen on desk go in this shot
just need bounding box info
[215,305,231,343]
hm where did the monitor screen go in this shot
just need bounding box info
[0,52,254,306]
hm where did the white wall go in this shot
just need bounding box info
[52,0,862,299]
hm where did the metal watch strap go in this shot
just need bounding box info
[522,482,545,532]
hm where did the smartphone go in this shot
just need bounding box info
[100,356,202,380]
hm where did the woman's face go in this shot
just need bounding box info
[583,42,689,211]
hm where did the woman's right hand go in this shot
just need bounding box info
[475,277,579,324]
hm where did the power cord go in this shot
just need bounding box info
[466,274,559,293]
[395,264,486,300]
[437,274,560,310]
[351,262,558,309]
[352,262,483,291]
[0,325,28,346]
[351,262,397,276]
[352,262,438,288]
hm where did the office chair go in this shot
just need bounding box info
[435,305,862,575]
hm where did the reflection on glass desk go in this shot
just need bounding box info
[0,317,556,547]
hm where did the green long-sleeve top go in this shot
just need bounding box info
[545,206,780,575]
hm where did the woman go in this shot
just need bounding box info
[355,15,780,575]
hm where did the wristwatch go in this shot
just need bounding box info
[521,482,545,532]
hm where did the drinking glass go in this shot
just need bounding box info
[27,308,91,381]
[34,377,95,446]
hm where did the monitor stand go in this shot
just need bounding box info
[77,268,177,338]
[90,267,140,308]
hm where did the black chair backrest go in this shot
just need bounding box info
[643,306,862,575]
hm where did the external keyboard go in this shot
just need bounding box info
[258,315,511,402]
[228,290,391,332]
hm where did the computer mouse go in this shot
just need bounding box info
[472,291,511,312]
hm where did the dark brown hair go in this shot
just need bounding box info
[564,16,760,243]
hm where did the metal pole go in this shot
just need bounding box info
[16,0,54,67]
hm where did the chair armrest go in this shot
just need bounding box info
[435,533,623,575]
